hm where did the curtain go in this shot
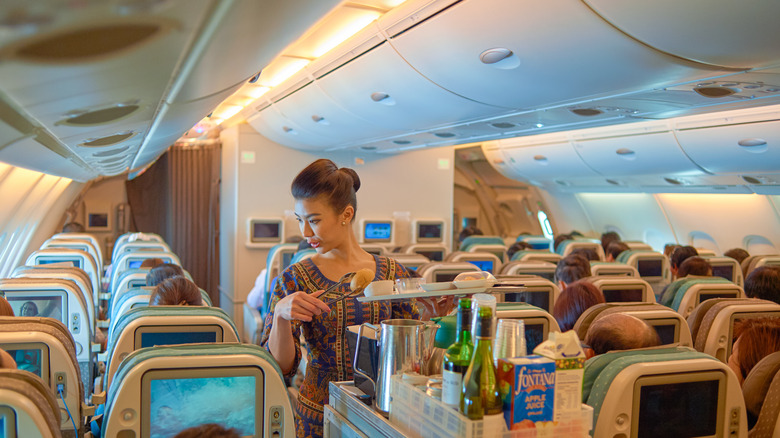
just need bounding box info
[125,141,221,304]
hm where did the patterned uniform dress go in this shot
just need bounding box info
[260,255,420,438]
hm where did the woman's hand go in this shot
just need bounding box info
[274,290,331,322]
[418,295,456,321]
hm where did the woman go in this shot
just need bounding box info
[552,279,605,332]
[149,276,203,306]
[260,159,449,438]
[728,317,780,386]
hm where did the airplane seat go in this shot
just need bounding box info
[26,248,101,307]
[703,255,745,286]
[499,260,557,282]
[416,261,481,284]
[465,243,507,263]
[41,238,102,274]
[111,241,172,264]
[686,297,745,341]
[510,250,562,264]
[264,243,299,293]
[111,232,165,260]
[11,266,97,330]
[0,317,85,436]
[695,248,718,257]
[691,299,780,362]
[616,251,671,296]
[401,243,449,262]
[102,343,294,438]
[104,306,240,393]
[495,276,560,313]
[0,369,63,438]
[243,302,265,344]
[742,351,780,436]
[742,255,780,278]
[584,346,747,437]
[389,253,431,272]
[589,261,640,277]
[444,251,502,274]
[589,277,655,304]
[623,241,653,251]
[574,302,672,340]
[495,302,561,352]
[556,239,605,260]
[290,248,316,265]
[458,235,504,252]
[754,255,780,270]
[52,232,104,268]
[110,269,150,311]
[517,235,551,250]
[0,278,95,393]
[109,287,213,334]
[671,277,745,318]
[109,250,181,293]
[741,255,762,279]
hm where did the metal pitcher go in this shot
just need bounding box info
[354,319,439,415]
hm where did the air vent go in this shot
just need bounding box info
[282,126,297,135]
[370,92,395,106]
[554,180,571,186]
[694,87,737,98]
[571,108,603,117]
[7,23,167,63]
[664,177,683,185]
[311,115,329,125]
[606,179,623,186]
[360,146,377,151]
[60,105,139,126]
[92,146,131,157]
[743,176,762,185]
[434,132,456,138]
[99,156,128,165]
[533,155,548,163]
[491,122,515,129]
[81,132,135,147]
[393,140,411,145]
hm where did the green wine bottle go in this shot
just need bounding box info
[441,298,474,409]
[460,306,502,420]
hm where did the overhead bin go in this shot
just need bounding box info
[247,106,337,151]
[583,0,780,69]
[0,137,94,182]
[385,0,728,110]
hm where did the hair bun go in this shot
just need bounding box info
[341,167,361,193]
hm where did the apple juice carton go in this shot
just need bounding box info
[532,330,586,422]
[497,355,555,430]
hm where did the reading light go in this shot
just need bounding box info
[535,123,544,128]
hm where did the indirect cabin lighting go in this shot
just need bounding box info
[312,10,381,57]
[214,105,243,120]
[259,57,311,88]
[247,86,270,99]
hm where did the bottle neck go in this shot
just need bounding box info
[455,307,472,344]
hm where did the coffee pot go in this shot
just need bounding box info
[353,319,439,415]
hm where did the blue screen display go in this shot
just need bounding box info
[364,222,391,241]
[128,260,143,269]
[7,349,42,378]
[140,331,217,348]
[39,258,81,269]
[149,376,255,438]
[468,260,494,273]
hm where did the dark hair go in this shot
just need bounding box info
[146,263,185,287]
[606,242,630,261]
[585,313,661,355]
[664,243,681,258]
[296,239,312,252]
[744,266,780,304]
[0,297,13,317]
[553,234,572,253]
[458,226,483,242]
[506,241,532,260]
[173,424,240,438]
[677,256,712,277]
[732,318,780,382]
[570,247,600,262]
[600,231,621,252]
[555,254,592,285]
[140,257,165,269]
[62,222,85,233]
[670,245,698,269]
[149,276,202,306]
[291,159,360,218]
[552,280,605,332]
[724,248,750,265]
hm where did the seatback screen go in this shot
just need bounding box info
[505,292,550,312]
[637,379,719,438]
[711,265,734,282]
[417,223,442,240]
[524,323,545,352]
[652,324,676,345]
[128,260,143,269]
[364,222,392,242]
[5,348,43,379]
[252,222,280,241]
[38,258,82,269]
[5,294,64,322]
[467,260,494,274]
[603,288,643,303]
[699,291,738,303]
[139,331,218,348]
[434,272,460,283]
[415,250,443,262]
[637,259,663,277]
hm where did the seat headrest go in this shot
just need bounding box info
[742,351,780,418]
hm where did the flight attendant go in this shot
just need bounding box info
[261,158,450,438]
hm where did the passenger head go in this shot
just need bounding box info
[600,231,621,253]
[585,313,661,355]
[140,257,166,269]
[146,263,185,287]
[554,254,592,289]
[61,222,85,233]
[570,247,600,262]
[506,241,533,260]
[677,256,712,277]
[552,280,605,332]
[724,248,750,265]
[149,277,202,306]
[291,158,360,220]
[0,297,14,317]
[605,241,630,263]
[664,243,681,259]
[670,245,698,278]
[569,230,584,238]
[728,317,780,385]
[0,349,17,369]
[744,266,780,304]
[553,234,572,253]
[20,301,38,317]
[458,225,483,243]
[173,424,240,438]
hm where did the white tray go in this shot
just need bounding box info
[356,285,525,302]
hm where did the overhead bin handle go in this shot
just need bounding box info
[737,138,767,147]
[616,148,636,160]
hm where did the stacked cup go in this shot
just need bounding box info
[493,319,526,366]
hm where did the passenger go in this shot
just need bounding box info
[724,248,750,265]
[506,241,532,260]
[0,296,13,316]
[553,233,572,253]
[0,349,17,369]
[569,230,584,238]
[260,158,451,438]
[61,222,85,233]
[664,243,680,259]
[570,247,600,262]
[554,254,592,289]
[458,225,483,242]
[140,257,165,269]
[604,241,629,262]
[173,424,240,438]
[677,256,712,277]
[584,313,661,356]
[149,276,202,306]
[20,301,39,317]
[552,280,605,332]
[146,263,185,287]
[600,231,621,253]
[744,266,780,305]
[670,245,698,280]
[728,317,780,386]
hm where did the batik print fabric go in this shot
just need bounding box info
[260,255,420,438]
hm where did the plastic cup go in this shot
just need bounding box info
[471,293,497,343]
[395,277,425,293]
[493,319,526,365]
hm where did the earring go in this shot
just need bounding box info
[342,221,346,226]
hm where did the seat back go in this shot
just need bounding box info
[496,275,560,313]
[110,269,150,313]
[111,232,165,261]
[517,235,551,250]
[110,287,213,335]
[557,239,605,260]
[444,251,502,274]
[459,235,504,251]
[390,254,431,272]
[754,255,780,270]
[671,277,745,318]
[621,309,694,347]
[465,243,507,263]
[26,249,100,304]
[574,302,671,340]
[617,250,671,296]
[11,266,97,331]
[111,241,172,264]
[105,306,240,392]
[41,238,102,275]
[623,241,653,251]
[495,302,560,352]
[0,369,62,438]
[511,250,562,264]
[401,243,448,262]
[290,248,316,265]
[102,343,294,438]
[359,244,386,256]
[590,262,639,278]
[690,299,780,362]
[265,243,299,292]
[585,347,746,438]
[416,261,481,284]
[704,256,745,286]
[110,251,181,292]
[590,277,655,304]
[0,317,84,435]
[696,248,718,257]
[743,351,780,437]
[499,260,556,283]
[52,232,103,268]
